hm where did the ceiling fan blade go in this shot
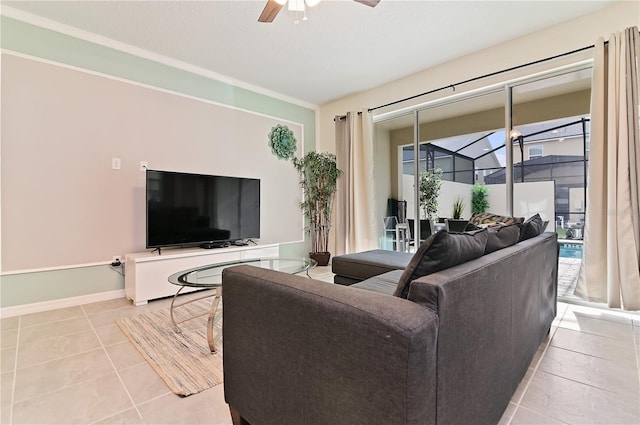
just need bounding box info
[353,0,380,7]
[258,0,284,22]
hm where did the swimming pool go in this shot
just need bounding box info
[559,242,583,259]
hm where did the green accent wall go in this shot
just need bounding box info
[1,267,124,307]
[0,16,313,308]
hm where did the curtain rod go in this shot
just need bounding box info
[367,43,598,113]
[334,111,362,122]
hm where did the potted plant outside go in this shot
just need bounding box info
[452,197,465,219]
[471,183,490,214]
[417,168,443,239]
[447,197,469,232]
[292,152,342,266]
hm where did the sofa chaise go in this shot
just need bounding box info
[222,222,557,425]
[332,212,531,286]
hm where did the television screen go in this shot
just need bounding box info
[146,170,260,248]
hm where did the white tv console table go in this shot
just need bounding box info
[124,243,279,305]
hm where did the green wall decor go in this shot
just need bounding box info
[268,124,297,160]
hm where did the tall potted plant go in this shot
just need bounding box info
[292,152,342,266]
[417,168,443,238]
[418,168,443,220]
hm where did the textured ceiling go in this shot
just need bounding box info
[1,0,613,106]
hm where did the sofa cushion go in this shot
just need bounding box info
[484,224,521,254]
[393,230,488,299]
[469,212,524,227]
[351,270,403,296]
[518,213,545,242]
[332,249,413,285]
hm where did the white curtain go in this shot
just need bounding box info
[576,27,640,310]
[334,111,378,255]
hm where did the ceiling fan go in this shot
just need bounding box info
[258,0,380,23]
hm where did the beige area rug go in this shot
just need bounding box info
[116,298,223,397]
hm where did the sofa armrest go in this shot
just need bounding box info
[405,232,558,425]
[222,265,438,425]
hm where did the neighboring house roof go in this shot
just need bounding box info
[484,154,585,183]
[514,117,590,144]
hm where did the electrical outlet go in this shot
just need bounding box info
[112,256,121,264]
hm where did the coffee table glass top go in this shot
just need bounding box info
[168,257,317,288]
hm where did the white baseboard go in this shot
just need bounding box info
[0,289,126,318]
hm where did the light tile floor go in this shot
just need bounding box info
[1,265,639,424]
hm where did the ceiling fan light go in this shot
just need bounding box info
[288,0,305,12]
[274,0,288,5]
[305,0,321,7]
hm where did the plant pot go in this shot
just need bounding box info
[310,252,331,266]
[446,219,469,233]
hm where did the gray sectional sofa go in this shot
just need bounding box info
[222,230,558,425]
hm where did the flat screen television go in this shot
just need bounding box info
[146,169,260,249]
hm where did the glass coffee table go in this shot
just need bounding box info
[167,257,316,353]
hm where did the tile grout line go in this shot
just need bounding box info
[11,337,114,372]
[505,304,569,425]
[132,390,174,410]
[9,316,22,425]
[11,371,119,406]
[546,342,638,369]
[534,366,640,400]
[81,304,145,423]
[533,308,640,423]
[552,325,638,347]
[10,308,131,408]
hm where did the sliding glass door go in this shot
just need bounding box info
[373,112,413,251]
[510,67,592,300]
[373,63,592,284]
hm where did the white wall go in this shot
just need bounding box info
[1,15,317,309]
[401,178,473,221]
[486,181,556,223]
[1,54,304,272]
[399,179,555,230]
[437,181,474,220]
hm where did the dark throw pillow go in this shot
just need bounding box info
[484,224,521,254]
[541,220,549,232]
[464,222,481,231]
[518,213,545,242]
[393,229,488,299]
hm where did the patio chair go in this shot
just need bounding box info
[407,219,434,250]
